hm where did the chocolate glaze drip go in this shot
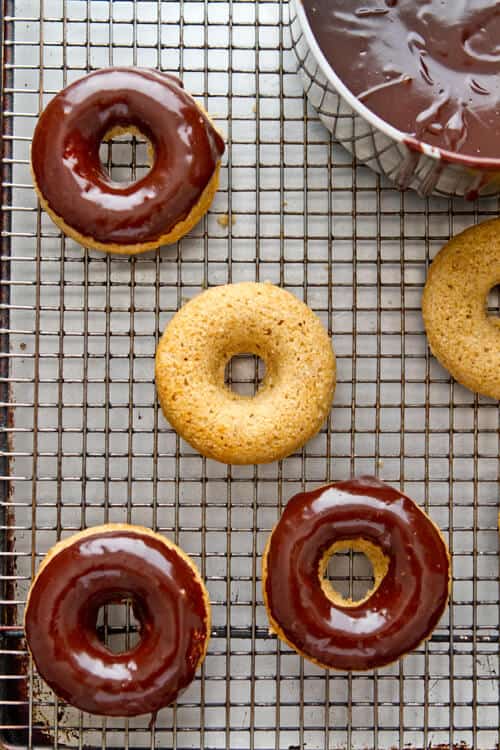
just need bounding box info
[31,68,225,245]
[24,529,209,717]
[264,477,450,671]
[303,0,500,158]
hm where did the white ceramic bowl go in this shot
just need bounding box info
[289,0,500,199]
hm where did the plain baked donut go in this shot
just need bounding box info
[155,282,336,465]
[31,67,225,254]
[24,524,211,717]
[422,218,500,399]
[262,477,451,671]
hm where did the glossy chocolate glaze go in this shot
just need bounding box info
[303,1,500,158]
[31,68,225,245]
[24,528,209,716]
[264,477,450,671]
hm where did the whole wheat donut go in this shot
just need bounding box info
[262,477,451,671]
[155,282,336,464]
[31,68,224,254]
[422,218,500,399]
[24,524,211,717]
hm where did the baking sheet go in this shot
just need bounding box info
[0,1,499,748]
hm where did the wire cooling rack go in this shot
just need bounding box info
[1,1,499,749]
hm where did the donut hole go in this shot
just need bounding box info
[486,284,500,322]
[99,126,153,185]
[319,540,389,607]
[225,353,266,397]
[96,599,142,654]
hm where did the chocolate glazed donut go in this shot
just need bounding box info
[24,525,211,716]
[263,477,450,671]
[31,67,225,254]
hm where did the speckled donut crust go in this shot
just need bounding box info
[422,218,500,400]
[155,282,336,465]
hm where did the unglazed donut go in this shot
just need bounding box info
[422,218,500,399]
[31,67,225,254]
[262,477,451,671]
[24,524,210,716]
[155,282,336,464]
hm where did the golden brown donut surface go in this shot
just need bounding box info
[31,67,225,253]
[262,477,450,671]
[24,524,210,717]
[155,282,336,464]
[422,217,500,399]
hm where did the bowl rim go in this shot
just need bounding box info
[292,0,500,171]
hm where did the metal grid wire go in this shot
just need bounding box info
[1,1,499,748]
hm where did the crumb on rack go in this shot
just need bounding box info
[217,213,236,229]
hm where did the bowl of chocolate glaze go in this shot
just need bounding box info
[289,0,500,198]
